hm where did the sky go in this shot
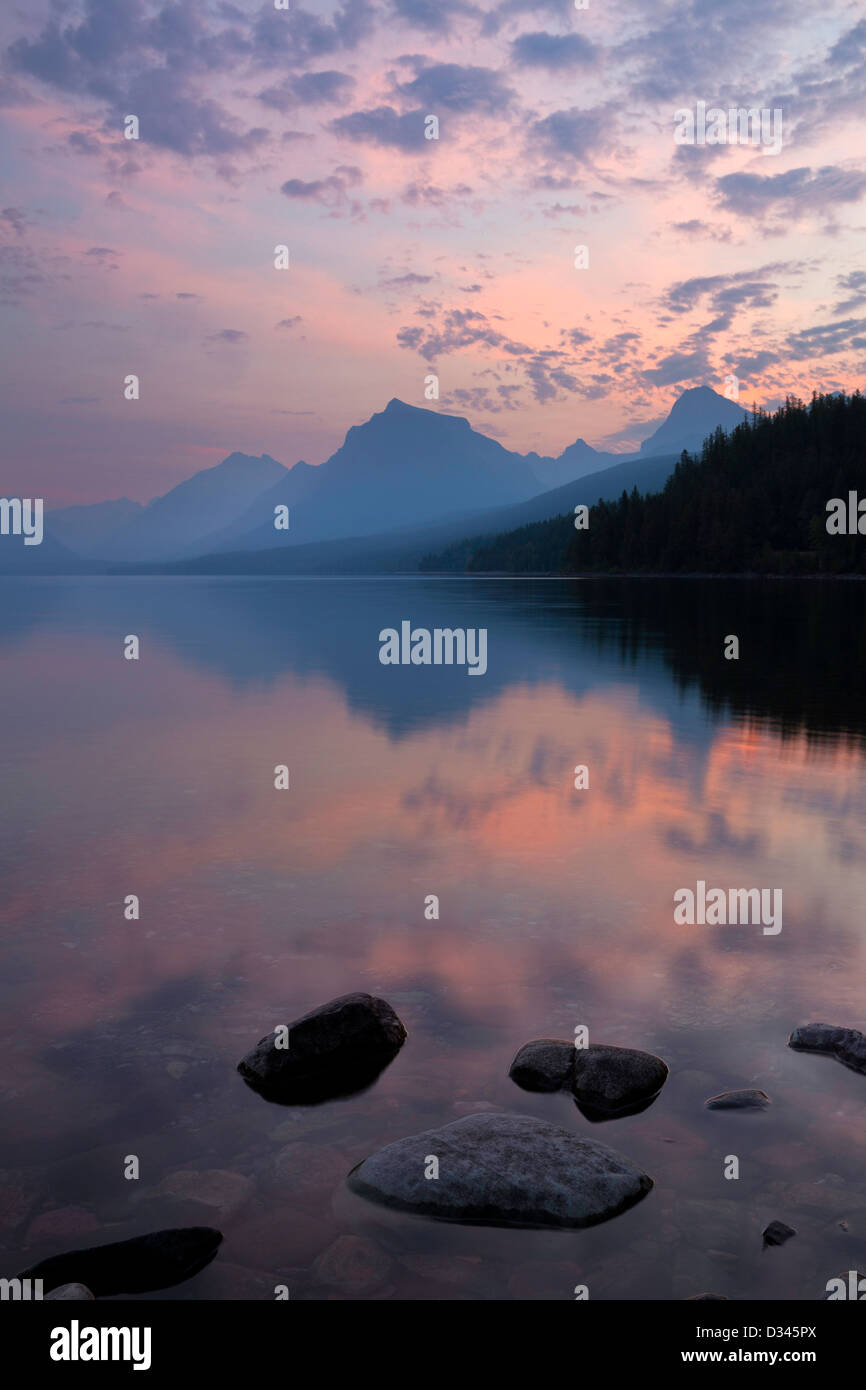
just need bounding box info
[1,0,865,505]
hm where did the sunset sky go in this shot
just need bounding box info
[1,0,865,504]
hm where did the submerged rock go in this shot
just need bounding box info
[509,1039,575,1092]
[238,992,407,1104]
[312,1234,393,1293]
[788,1022,866,1076]
[573,1045,669,1120]
[763,1220,796,1248]
[44,1283,94,1300]
[154,1169,253,1222]
[17,1226,222,1296]
[705,1089,771,1111]
[25,1206,101,1245]
[346,1112,653,1228]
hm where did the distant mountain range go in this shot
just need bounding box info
[4,386,748,573]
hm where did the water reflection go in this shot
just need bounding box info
[0,576,864,1300]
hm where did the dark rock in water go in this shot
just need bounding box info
[705,1089,771,1111]
[44,1283,94,1300]
[509,1039,575,1092]
[837,1032,866,1074]
[572,1045,669,1120]
[788,1021,859,1052]
[17,1227,222,1296]
[788,1022,866,1076]
[237,992,407,1104]
[346,1112,653,1228]
[508,1038,668,1119]
[763,1220,796,1247]
[688,1293,730,1300]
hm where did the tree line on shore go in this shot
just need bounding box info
[420,391,866,575]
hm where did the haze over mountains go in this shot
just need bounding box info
[23,386,748,572]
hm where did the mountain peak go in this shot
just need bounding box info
[218,451,284,472]
[669,384,729,411]
[639,384,746,456]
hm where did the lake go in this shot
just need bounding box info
[1,574,864,1300]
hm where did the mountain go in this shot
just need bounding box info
[3,386,756,572]
[200,399,543,554]
[162,450,679,576]
[46,498,143,559]
[93,452,287,561]
[638,385,747,457]
[524,387,748,491]
[529,438,608,490]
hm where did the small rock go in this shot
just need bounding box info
[509,1039,575,1092]
[25,1206,101,1246]
[705,1089,771,1111]
[44,1283,94,1300]
[347,1112,653,1228]
[156,1170,254,1223]
[763,1220,796,1247]
[573,1044,669,1119]
[399,1253,484,1288]
[237,993,407,1104]
[688,1293,730,1300]
[270,1143,350,1201]
[788,1022,860,1054]
[226,1208,336,1269]
[312,1235,392,1293]
[788,1022,866,1075]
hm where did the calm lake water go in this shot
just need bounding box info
[1,575,865,1300]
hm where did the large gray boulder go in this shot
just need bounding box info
[788,1022,866,1076]
[346,1112,653,1228]
[238,992,407,1103]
